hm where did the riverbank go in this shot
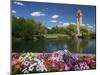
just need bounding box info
[17,53,95,57]
[45,34,68,39]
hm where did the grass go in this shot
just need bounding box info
[45,34,68,39]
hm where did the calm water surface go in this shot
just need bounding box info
[12,39,96,54]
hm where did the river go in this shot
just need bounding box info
[12,38,96,54]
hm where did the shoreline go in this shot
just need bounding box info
[75,53,96,57]
[12,52,96,57]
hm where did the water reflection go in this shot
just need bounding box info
[12,38,96,54]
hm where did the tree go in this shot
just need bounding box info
[12,16,26,38]
[80,25,89,38]
[34,22,47,35]
[66,24,77,38]
[12,16,47,40]
[47,26,67,34]
[89,29,96,38]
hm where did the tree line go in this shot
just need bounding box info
[12,16,96,40]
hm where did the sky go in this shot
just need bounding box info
[12,1,96,29]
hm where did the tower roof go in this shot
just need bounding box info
[77,9,81,13]
[77,9,82,16]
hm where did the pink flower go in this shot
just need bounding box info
[64,64,70,71]
[11,59,18,66]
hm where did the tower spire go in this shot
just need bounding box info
[76,9,82,36]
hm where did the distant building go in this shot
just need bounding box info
[76,9,83,36]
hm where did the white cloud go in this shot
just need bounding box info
[51,15,59,19]
[14,1,24,6]
[58,22,69,27]
[12,10,16,14]
[47,27,52,29]
[81,24,86,26]
[63,23,70,26]
[93,24,96,27]
[86,24,95,30]
[50,20,58,23]
[88,25,94,29]
[58,22,76,27]
[17,16,20,19]
[70,22,76,25]
[30,12,45,17]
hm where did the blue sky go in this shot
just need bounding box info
[12,1,96,29]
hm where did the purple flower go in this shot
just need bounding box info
[22,61,30,66]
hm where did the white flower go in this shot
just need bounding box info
[39,60,47,72]
[57,50,65,56]
[36,65,41,71]
[28,64,34,71]
[28,62,39,72]
[22,68,29,74]
[32,62,38,66]
[34,58,41,64]
[32,58,47,72]
[86,65,90,69]
[79,62,89,70]
[74,65,80,70]
[64,49,68,53]
[58,55,63,61]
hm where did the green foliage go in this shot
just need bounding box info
[66,24,77,38]
[12,16,96,40]
[12,16,23,38]
[12,16,47,40]
[80,25,89,38]
[89,29,96,38]
[47,26,67,34]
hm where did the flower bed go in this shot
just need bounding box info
[11,50,96,74]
